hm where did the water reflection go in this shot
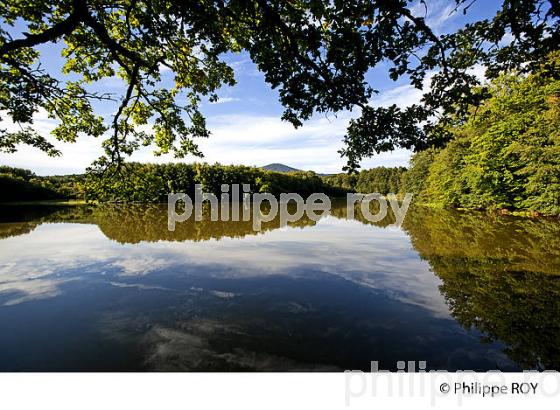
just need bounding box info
[0,200,398,242]
[403,208,560,370]
[0,202,558,371]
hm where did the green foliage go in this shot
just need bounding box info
[36,173,85,198]
[260,170,327,197]
[0,167,70,201]
[0,173,56,202]
[322,173,357,193]
[356,167,406,194]
[83,162,332,202]
[1,1,558,169]
[404,53,560,215]
[0,165,35,181]
[323,167,406,194]
[400,148,438,197]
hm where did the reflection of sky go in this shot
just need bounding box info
[0,217,449,317]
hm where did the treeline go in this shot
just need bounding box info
[0,166,83,202]
[83,162,344,202]
[322,167,406,194]
[400,52,560,216]
[2,162,407,203]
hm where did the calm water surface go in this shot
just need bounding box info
[0,201,558,371]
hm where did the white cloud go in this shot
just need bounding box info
[190,112,411,173]
[0,109,104,174]
[158,62,172,73]
[209,97,242,105]
[228,57,263,77]
[371,83,424,108]
[409,0,461,33]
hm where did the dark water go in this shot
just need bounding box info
[0,201,558,371]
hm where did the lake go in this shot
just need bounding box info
[0,201,558,371]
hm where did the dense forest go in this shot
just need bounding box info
[400,52,560,216]
[83,162,343,202]
[323,167,406,195]
[0,163,344,203]
[0,163,408,203]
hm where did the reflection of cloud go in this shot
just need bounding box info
[0,281,62,306]
[143,323,339,371]
[209,97,241,105]
[0,223,173,303]
[0,217,450,316]
[0,277,66,306]
[157,217,450,318]
[112,257,172,276]
[0,262,65,305]
[210,290,237,299]
[109,281,171,291]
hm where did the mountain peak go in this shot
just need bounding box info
[260,163,301,173]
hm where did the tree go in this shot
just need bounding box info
[322,167,406,193]
[1,1,559,171]
[405,51,560,214]
[399,147,437,196]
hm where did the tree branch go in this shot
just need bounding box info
[401,8,449,74]
[111,63,140,164]
[254,0,367,109]
[79,4,154,72]
[0,6,82,55]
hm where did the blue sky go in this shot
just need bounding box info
[0,0,502,175]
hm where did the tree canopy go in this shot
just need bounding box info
[402,51,560,215]
[323,166,406,193]
[1,0,559,170]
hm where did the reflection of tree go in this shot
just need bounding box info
[403,207,560,369]
[0,205,96,238]
[329,198,397,227]
[93,204,322,243]
[0,200,399,242]
[2,202,559,369]
[93,201,398,243]
[0,222,38,239]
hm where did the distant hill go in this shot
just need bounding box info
[261,163,301,173]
